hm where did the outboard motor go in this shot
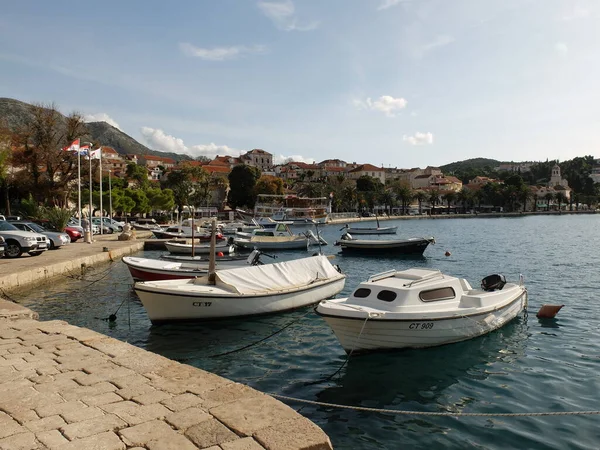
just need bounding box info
[481,274,506,292]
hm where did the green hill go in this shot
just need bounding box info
[0,97,190,161]
[440,158,504,174]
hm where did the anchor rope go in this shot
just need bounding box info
[268,394,600,418]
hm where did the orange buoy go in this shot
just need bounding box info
[445,251,451,257]
[217,252,224,257]
[536,304,564,319]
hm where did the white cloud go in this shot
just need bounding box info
[179,42,267,61]
[562,7,590,21]
[420,35,455,54]
[257,0,319,31]
[354,95,408,117]
[273,154,316,165]
[403,132,434,146]
[377,0,409,11]
[84,113,120,130]
[140,127,241,160]
[555,42,568,56]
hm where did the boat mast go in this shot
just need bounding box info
[191,206,195,258]
[208,218,217,284]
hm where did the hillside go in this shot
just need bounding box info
[440,158,504,173]
[0,97,190,161]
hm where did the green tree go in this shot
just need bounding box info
[428,189,440,214]
[413,190,427,215]
[544,192,554,210]
[555,191,566,211]
[255,175,284,196]
[124,188,150,215]
[390,181,413,215]
[126,162,150,189]
[442,191,456,213]
[456,188,472,214]
[227,165,261,209]
[146,187,175,213]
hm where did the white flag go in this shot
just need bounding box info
[89,148,102,160]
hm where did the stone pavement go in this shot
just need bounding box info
[0,302,333,450]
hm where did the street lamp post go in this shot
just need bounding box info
[108,170,112,222]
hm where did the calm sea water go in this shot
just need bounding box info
[15,215,600,449]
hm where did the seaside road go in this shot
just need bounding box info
[0,300,333,450]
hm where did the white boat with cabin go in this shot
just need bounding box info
[134,254,346,323]
[233,222,326,250]
[316,268,527,353]
[254,194,329,224]
[164,241,235,255]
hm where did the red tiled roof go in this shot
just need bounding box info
[349,164,384,173]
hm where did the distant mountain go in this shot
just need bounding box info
[440,158,504,174]
[0,97,190,161]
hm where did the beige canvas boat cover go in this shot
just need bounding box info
[214,255,342,294]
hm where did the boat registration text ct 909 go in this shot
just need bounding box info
[409,322,434,329]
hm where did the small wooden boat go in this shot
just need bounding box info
[343,216,397,235]
[316,269,527,353]
[335,233,435,255]
[134,255,346,322]
[164,241,235,255]
[151,225,224,241]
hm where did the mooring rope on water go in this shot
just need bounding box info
[268,394,600,418]
[209,310,313,358]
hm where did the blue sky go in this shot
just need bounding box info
[0,0,598,167]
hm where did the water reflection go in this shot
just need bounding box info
[313,318,528,410]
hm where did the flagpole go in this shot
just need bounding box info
[108,170,112,222]
[89,148,93,240]
[78,149,81,227]
[99,147,103,233]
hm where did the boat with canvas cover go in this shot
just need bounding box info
[134,254,346,323]
[335,233,434,254]
[316,268,527,353]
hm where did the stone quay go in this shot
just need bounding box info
[0,233,333,450]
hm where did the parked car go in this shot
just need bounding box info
[69,218,99,235]
[64,226,83,242]
[92,217,120,234]
[9,221,70,249]
[0,220,48,257]
[0,236,6,257]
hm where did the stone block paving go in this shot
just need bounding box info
[0,311,333,450]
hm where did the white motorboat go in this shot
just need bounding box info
[134,254,346,323]
[316,268,527,353]
[123,250,267,281]
[335,233,435,255]
[164,241,235,255]
[343,225,398,235]
[220,220,261,235]
[233,222,326,250]
[151,222,225,241]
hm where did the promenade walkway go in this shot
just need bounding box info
[0,233,333,449]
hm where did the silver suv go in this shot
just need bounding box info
[0,220,48,257]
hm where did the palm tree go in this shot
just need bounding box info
[428,189,440,215]
[392,183,413,214]
[555,191,566,211]
[518,185,533,212]
[472,189,484,212]
[544,192,554,211]
[456,188,471,214]
[442,191,456,214]
[413,190,427,215]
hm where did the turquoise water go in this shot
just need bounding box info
[16,215,600,449]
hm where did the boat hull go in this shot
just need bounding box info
[318,291,526,353]
[339,238,433,254]
[135,277,346,323]
[346,227,397,235]
[164,242,235,255]
[234,238,310,250]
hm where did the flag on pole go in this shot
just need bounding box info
[79,145,90,157]
[89,148,102,160]
[62,138,80,152]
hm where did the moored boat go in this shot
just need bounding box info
[343,225,398,235]
[164,241,235,255]
[335,233,434,254]
[316,268,527,353]
[134,254,346,322]
[233,222,326,251]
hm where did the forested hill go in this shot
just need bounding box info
[440,158,504,173]
[0,97,190,161]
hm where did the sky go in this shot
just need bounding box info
[0,0,598,167]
